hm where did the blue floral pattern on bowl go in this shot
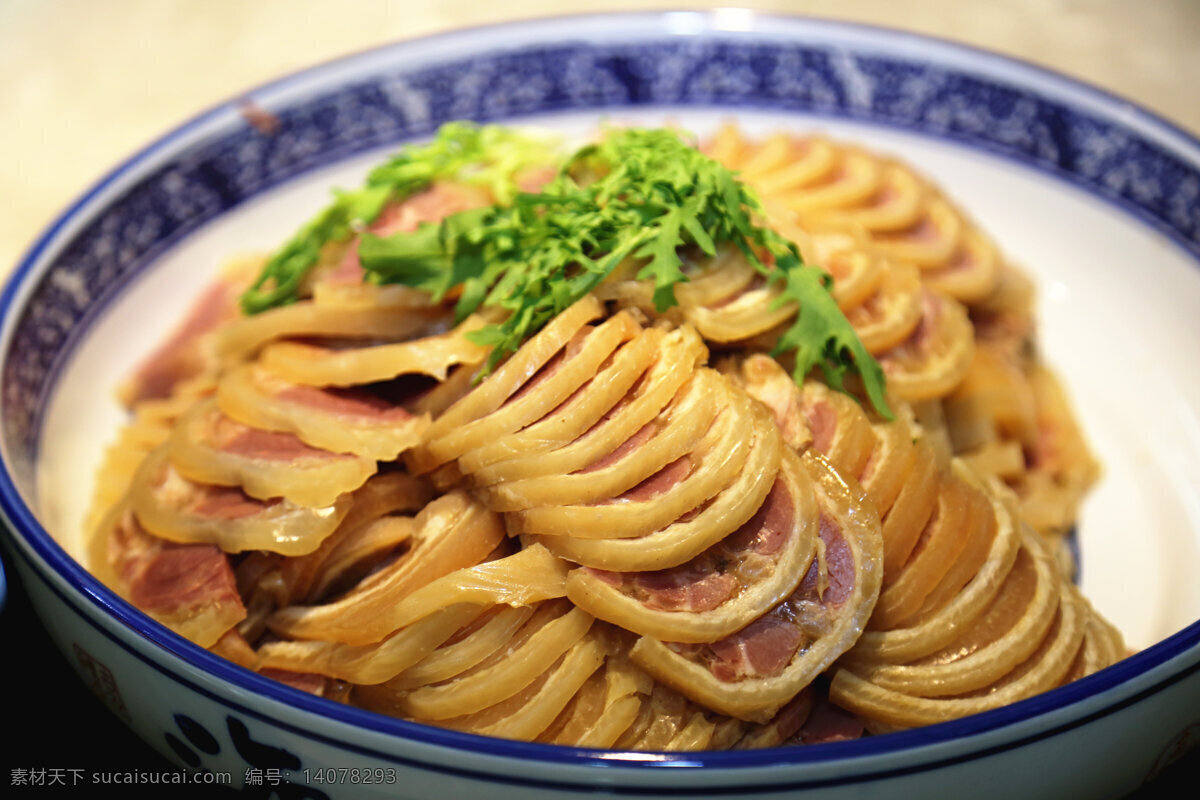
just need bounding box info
[166,713,331,799]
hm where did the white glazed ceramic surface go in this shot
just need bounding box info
[2,13,1199,800]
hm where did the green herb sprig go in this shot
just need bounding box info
[358,126,892,418]
[239,122,557,314]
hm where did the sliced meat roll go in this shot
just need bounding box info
[830,526,1089,731]
[844,523,1065,699]
[167,397,376,507]
[219,182,482,360]
[234,471,434,640]
[608,683,725,751]
[597,238,970,406]
[733,357,1122,730]
[638,687,818,751]
[387,605,538,693]
[564,446,817,643]
[255,543,571,685]
[1065,589,1128,681]
[257,604,488,686]
[120,261,250,406]
[465,324,708,494]
[536,650,657,749]
[413,299,640,474]
[254,544,571,690]
[735,356,943,587]
[91,502,246,648]
[673,246,800,344]
[532,392,784,572]
[215,298,450,362]
[481,366,721,513]
[459,324,686,479]
[874,288,975,403]
[426,631,608,742]
[218,361,429,461]
[378,600,594,720]
[599,234,925,372]
[841,258,924,355]
[629,449,883,724]
[949,339,1100,542]
[128,444,351,557]
[89,373,216,534]
[256,313,491,388]
[355,606,608,742]
[265,490,507,644]
[502,373,754,542]
[710,123,1096,540]
[703,125,1001,307]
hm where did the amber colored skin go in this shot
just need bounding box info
[168,398,376,508]
[88,127,1121,751]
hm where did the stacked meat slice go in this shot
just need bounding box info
[411,295,884,725]
[703,125,1001,307]
[96,278,1121,744]
[704,124,1100,546]
[90,241,493,649]
[729,355,1124,732]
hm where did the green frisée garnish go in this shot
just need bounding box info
[239,122,558,314]
[357,126,892,419]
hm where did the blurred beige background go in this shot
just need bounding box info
[1,0,1197,278]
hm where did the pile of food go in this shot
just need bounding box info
[86,121,1124,749]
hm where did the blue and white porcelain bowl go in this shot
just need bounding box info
[2,13,1199,799]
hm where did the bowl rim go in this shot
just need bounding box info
[2,8,1199,783]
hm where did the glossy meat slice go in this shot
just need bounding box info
[629,449,883,723]
[128,444,351,557]
[92,504,246,648]
[167,397,375,507]
[218,361,429,461]
[565,443,818,644]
